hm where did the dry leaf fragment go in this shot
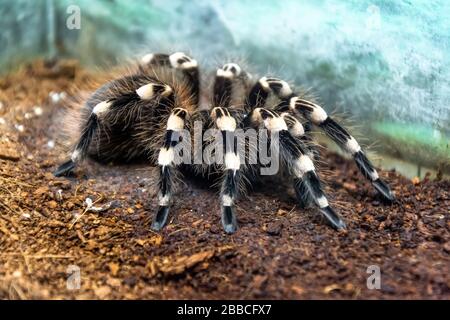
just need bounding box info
[108,262,119,276]
[94,286,111,299]
[149,245,234,277]
[323,284,340,294]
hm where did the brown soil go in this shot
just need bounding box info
[0,60,449,300]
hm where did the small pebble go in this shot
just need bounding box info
[49,92,60,103]
[47,140,55,148]
[15,124,24,132]
[48,200,58,209]
[33,106,43,116]
[56,189,63,201]
[49,92,66,104]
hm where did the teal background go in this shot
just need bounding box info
[1,0,449,174]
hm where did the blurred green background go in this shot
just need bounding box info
[0,0,449,177]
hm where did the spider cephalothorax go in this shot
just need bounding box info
[54,52,395,234]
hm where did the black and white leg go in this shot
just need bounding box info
[210,107,242,233]
[53,81,173,177]
[289,97,394,201]
[213,63,240,107]
[250,108,346,230]
[141,52,200,105]
[247,76,395,201]
[246,77,319,158]
[245,77,319,208]
[279,112,315,208]
[210,64,245,233]
[279,112,317,157]
[213,62,252,107]
[152,107,189,231]
[246,76,293,112]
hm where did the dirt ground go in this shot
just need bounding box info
[0,60,449,299]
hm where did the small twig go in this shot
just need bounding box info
[0,185,13,196]
[69,197,100,229]
[0,200,19,215]
[9,283,27,300]
[69,196,117,229]
[168,227,189,236]
[20,247,32,274]
[0,176,34,188]
[1,253,73,259]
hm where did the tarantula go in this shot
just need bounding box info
[53,52,395,234]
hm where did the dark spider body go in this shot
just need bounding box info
[54,52,395,234]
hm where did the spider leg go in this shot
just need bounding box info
[245,78,318,208]
[213,65,234,107]
[245,76,294,110]
[249,108,346,230]
[53,80,174,177]
[211,107,241,233]
[289,97,395,201]
[53,112,97,177]
[141,52,200,106]
[248,76,395,202]
[209,63,245,233]
[246,77,319,160]
[214,62,252,108]
[279,112,315,209]
[151,107,189,231]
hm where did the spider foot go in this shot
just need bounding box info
[372,178,395,202]
[53,159,76,177]
[151,206,170,231]
[221,206,238,234]
[319,206,347,230]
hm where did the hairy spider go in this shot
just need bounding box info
[53,52,395,234]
